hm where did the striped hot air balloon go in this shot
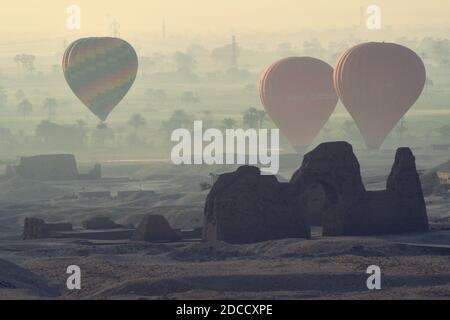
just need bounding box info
[62,37,138,122]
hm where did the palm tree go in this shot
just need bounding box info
[243,108,266,128]
[255,110,266,128]
[43,97,58,119]
[21,54,36,74]
[221,117,237,129]
[127,113,147,133]
[17,99,33,119]
[13,54,36,74]
[243,108,258,128]
[173,51,196,74]
[162,110,193,133]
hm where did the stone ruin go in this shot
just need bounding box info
[203,141,429,243]
[292,142,428,236]
[23,214,186,242]
[132,214,181,242]
[6,154,101,181]
[23,218,73,240]
[203,166,311,244]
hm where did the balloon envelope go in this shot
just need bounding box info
[260,57,338,147]
[334,42,426,149]
[63,37,138,121]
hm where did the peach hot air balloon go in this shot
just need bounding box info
[334,42,426,149]
[260,57,338,152]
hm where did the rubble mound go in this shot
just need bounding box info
[23,217,73,240]
[132,214,180,242]
[82,216,124,230]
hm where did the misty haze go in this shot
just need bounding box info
[0,0,449,302]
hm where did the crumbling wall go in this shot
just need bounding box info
[385,148,429,233]
[132,214,180,242]
[203,166,310,244]
[16,154,79,181]
[23,217,73,240]
[204,142,429,243]
[10,155,102,181]
[292,142,428,236]
[291,142,366,227]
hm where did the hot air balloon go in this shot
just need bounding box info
[334,42,426,149]
[62,37,138,122]
[260,57,338,152]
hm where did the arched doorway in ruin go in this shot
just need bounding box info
[300,179,338,226]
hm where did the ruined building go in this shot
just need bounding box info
[203,165,310,244]
[6,154,101,181]
[203,142,428,244]
[291,142,428,236]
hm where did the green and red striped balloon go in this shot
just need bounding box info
[63,37,138,121]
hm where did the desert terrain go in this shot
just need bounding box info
[0,148,449,300]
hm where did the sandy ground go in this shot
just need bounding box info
[1,230,450,300]
[0,149,449,300]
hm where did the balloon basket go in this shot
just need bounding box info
[97,122,108,130]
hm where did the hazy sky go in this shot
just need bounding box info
[1,0,449,40]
